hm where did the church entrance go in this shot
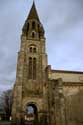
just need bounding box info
[24,103,38,125]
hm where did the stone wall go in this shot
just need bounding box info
[46,66,83,125]
[63,86,83,125]
[48,70,83,83]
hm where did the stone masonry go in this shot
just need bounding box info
[12,2,83,125]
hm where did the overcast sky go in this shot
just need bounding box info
[0,0,83,91]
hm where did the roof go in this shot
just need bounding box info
[51,69,83,74]
[27,2,40,22]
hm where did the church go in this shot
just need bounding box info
[12,2,83,125]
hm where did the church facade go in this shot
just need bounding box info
[12,2,83,125]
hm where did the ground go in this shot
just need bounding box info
[0,121,11,125]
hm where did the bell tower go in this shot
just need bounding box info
[22,1,47,85]
[12,2,48,125]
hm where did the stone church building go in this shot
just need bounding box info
[12,2,83,125]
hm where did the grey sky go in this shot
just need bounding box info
[0,0,83,91]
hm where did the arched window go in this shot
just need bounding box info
[29,47,32,53]
[32,21,35,29]
[33,58,36,80]
[33,47,36,53]
[27,23,29,31]
[28,57,36,80]
[29,45,37,53]
[32,32,35,38]
[28,57,32,79]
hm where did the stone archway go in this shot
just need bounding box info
[24,103,38,125]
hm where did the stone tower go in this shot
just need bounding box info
[12,2,49,125]
[11,2,83,125]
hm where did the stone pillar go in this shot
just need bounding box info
[55,78,66,125]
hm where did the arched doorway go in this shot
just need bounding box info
[24,103,38,125]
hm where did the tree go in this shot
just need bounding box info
[0,89,13,120]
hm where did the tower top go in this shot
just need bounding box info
[22,1,45,38]
[27,1,40,22]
